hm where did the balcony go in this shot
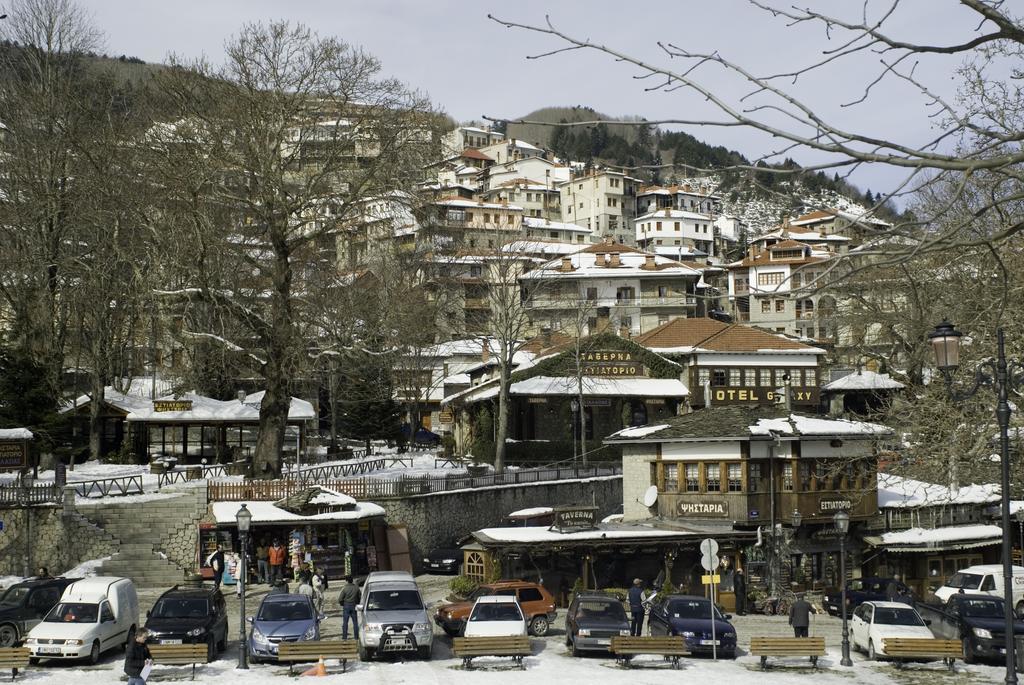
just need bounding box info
[464,298,490,309]
[526,296,696,309]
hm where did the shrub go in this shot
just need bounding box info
[449,575,479,599]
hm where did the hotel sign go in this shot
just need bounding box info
[153,400,194,412]
[701,387,820,406]
[0,442,27,471]
[581,351,646,377]
[678,501,729,517]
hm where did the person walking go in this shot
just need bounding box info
[268,540,286,586]
[789,593,815,638]
[208,545,225,590]
[297,574,315,601]
[885,576,900,602]
[124,628,152,685]
[734,569,747,616]
[627,578,646,636]
[339,576,360,640]
[310,567,325,613]
[256,542,269,584]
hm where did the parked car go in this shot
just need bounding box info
[463,596,527,638]
[144,585,228,660]
[918,593,1024,664]
[358,571,432,660]
[0,577,79,647]
[648,594,737,658]
[564,592,631,656]
[247,593,323,663]
[824,577,912,617]
[849,601,934,660]
[932,565,1024,616]
[24,577,139,664]
[422,548,461,575]
[434,580,557,637]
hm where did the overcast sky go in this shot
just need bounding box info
[86,1,981,198]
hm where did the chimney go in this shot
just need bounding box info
[560,256,574,272]
[594,252,606,267]
[596,307,611,333]
[643,254,656,270]
[603,236,614,245]
[237,390,247,403]
[608,252,622,267]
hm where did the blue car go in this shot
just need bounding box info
[247,593,323,663]
[824,577,912,617]
[648,594,737,658]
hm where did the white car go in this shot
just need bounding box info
[850,601,933,660]
[463,595,528,638]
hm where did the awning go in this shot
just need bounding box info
[864,524,1003,553]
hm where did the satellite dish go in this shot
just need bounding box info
[642,485,659,508]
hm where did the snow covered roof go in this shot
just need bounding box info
[507,506,553,518]
[444,373,471,385]
[866,524,1003,551]
[472,523,697,546]
[65,388,315,423]
[614,424,670,438]
[211,499,384,525]
[750,414,890,436]
[0,428,33,441]
[523,243,702,280]
[823,370,905,392]
[522,217,592,233]
[307,488,357,507]
[502,241,583,257]
[877,473,1000,509]
[637,208,712,222]
[509,376,688,398]
[435,198,524,211]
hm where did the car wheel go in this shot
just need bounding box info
[1016,601,1024,620]
[218,630,227,652]
[88,640,101,665]
[207,637,216,661]
[530,615,550,637]
[0,623,18,648]
[571,636,581,658]
[565,630,572,648]
[868,639,877,661]
[962,637,976,664]
[358,644,374,661]
[28,658,39,666]
[443,626,459,638]
[724,649,736,660]
[417,645,431,660]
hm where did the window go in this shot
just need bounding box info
[447,209,466,222]
[728,463,742,491]
[761,300,771,313]
[757,369,770,387]
[758,272,784,286]
[549,231,559,239]
[519,587,543,602]
[656,221,662,231]
[658,314,669,326]
[664,463,678,491]
[658,285,669,297]
[706,464,721,492]
[585,287,598,301]
[748,463,762,492]
[100,602,114,623]
[791,272,802,288]
[484,213,490,224]
[799,462,811,491]
[729,369,741,386]
[685,464,699,492]
[790,369,802,385]
[698,368,710,387]
[782,463,793,491]
[775,299,786,312]
[674,222,680,231]
[711,369,727,387]
[806,369,817,386]
[469,265,482,278]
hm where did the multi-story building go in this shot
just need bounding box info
[478,138,545,165]
[520,216,592,245]
[788,208,892,246]
[419,198,524,252]
[478,157,570,193]
[520,241,707,337]
[477,178,561,220]
[441,125,505,157]
[635,208,716,257]
[559,170,641,244]
[636,183,721,216]
[751,224,852,256]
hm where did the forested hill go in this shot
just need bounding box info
[0,40,166,84]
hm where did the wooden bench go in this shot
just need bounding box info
[452,636,531,669]
[148,643,210,680]
[883,638,961,670]
[278,640,359,675]
[609,636,688,668]
[750,637,826,670]
[0,648,29,682]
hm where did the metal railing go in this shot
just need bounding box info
[0,483,61,505]
[289,457,388,482]
[71,475,144,498]
[157,464,227,489]
[207,463,622,502]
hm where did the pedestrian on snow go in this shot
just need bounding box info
[208,546,225,590]
[627,578,646,636]
[124,627,152,685]
[789,593,815,638]
[268,540,286,586]
[734,569,747,616]
[256,542,269,584]
[339,575,360,640]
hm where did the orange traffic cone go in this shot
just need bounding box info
[301,655,327,677]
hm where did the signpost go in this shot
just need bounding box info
[700,538,720,660]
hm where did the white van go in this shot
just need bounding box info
[24,577,139,664]
[933,564,1024,612]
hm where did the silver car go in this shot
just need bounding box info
[358,571,432,660]
[247,593,323,663]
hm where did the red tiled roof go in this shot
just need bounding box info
[635,318,816,352]
[460,148,494,161]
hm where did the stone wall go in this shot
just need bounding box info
[377,475,622,573]
[0,505,119,577]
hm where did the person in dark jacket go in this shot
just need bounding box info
[339,576,360,640]
[789,594,815,637]
[208,546,225,590]
[734,569,747,615]
[627,578,646,636]
[124,628,152,685]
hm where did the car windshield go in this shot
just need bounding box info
[0,587,29,606]
[152,598,209,619]
[366,590,422,612]
[470,602,523,622]
[947,572,983,590]
[257,600,312,622]
[667,600,721,620]
[960,599,1005,618]
[45,602,98,623]
[465,587,491,602]
[577,600,627,622]
[873,607,925,626]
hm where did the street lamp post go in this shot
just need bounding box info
[235,504,252,670]
[1017,508,1024,568]
[929,321,1021,685]
[834,510,852,667]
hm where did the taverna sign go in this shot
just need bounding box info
[581,351,646,377]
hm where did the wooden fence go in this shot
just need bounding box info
[207,463,622,502]
[0,483,61,505]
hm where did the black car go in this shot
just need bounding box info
[648,594,737,658]
[0,577,79,647]
[565,592,630,656]
[422,548,461,574]
[144,585,229,660]
[919,593,1024,664]
[824,576,912,617]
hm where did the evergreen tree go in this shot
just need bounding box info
[336,353,403,453]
